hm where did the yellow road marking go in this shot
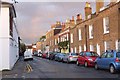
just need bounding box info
[25,64,33,73]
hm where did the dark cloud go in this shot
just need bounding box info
[15,2,96,44]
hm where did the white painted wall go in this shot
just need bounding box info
[0,6,2,71]
[0,5,19,70]
[0,7,10,70]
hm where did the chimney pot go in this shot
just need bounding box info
[77,14,82,20]
[85,2,92,20]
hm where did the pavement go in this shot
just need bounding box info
[1,56,120,80]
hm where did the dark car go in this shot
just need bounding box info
[37,52,42,57]
[46,51,54,59]
[95,50,120,74]
[49,52,58,60]
[54,53,66,62]
[76,51,99,67]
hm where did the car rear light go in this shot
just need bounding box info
[115,58,119,62]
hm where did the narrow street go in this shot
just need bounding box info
[2,56,120,79]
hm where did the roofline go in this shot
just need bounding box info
[74,1,120,28]
[2,1,17,18]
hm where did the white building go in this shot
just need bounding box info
[0,2,19,71]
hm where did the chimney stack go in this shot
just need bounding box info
[77,14,82,20]
[84,2,92,20]
[76,14,82,24]
[110,0,119,5]
[96,0,104,14]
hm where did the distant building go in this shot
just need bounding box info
[46,21,62,52]
[0,2,19,70]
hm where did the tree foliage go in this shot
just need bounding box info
[58,41,69,49]
[20,43,26,56]
[39,35,46,41]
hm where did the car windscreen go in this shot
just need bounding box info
[116,52,120,58]
[71,53,77,55]
[60,53,65,56]
[86,52,98,57]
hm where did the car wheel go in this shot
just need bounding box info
[67,59,69,64]
[76,60,79,66]
[110,65,116,74]
[84,62,88,67]
[95,63,99,70]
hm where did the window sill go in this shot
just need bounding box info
[104,32,109,34]
[89,37,93,39]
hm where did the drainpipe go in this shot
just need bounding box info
[68,32,70,53]
[85,25,88,51]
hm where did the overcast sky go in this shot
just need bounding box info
[13,1,110,44]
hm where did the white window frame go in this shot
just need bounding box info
[103,17,109,34]
[67,33,69,41]
[90,44,94,51]
[104,41,107,51]
[116,40,118,51]
[58,38,59,43]
[89,25,93,39]
[74,47,77,53]
[104,41,110,51]
[55,39,57,45]
[79,46,82,53]
[70,33,73,43]
[78,29,82,40]
[84,44,86,51]
[71,48,73,53]
[96,44,100,56]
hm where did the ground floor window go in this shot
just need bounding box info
[96,44,100,56]
[71,48,73,53]
[116,40,120,51]
[74,47,77,53]
[104,41,110,51]
[84,44,86,51]
[90,44,94,51]
[79,46,82,53]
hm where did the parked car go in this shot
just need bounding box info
[95,50,120,74]
[42,53,47,58]
[24,51,33,61]
[63,53,78,63]
[37,52,42,57]
[76,51,99,67]
[46,51,54,59]
[54,53,66,62]
[49,52,58,60]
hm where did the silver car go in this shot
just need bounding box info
[63,53,78,63]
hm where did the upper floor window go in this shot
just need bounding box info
[78,29,82,40]
[58,38,59,43]
[89,25,93,39]
[70,33,73,43]
[55,39,57,45]
[103,17,109,34]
